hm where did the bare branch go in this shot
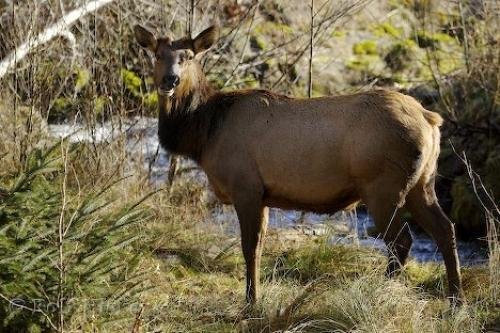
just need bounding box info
[0,0,117,79]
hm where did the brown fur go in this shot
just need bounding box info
[135,25,462,305]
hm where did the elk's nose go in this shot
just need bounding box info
[164,75,179,88]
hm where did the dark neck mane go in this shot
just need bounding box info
[157,62,232,162]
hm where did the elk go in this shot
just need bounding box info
[134,24,463,304]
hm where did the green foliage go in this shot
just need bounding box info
[0,144,154,332]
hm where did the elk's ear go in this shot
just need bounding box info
[134,25,157,52]
[192,26,219,54]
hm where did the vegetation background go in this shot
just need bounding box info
[0,0,498,332]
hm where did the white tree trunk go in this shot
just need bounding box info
[0,0,116,79]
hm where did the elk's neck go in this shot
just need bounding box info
[157,63,224,162]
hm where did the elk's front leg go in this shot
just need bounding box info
[234,195,268,304]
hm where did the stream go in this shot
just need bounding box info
[49,117,488,265]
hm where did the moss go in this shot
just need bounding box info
[414,30,456,48]
[392,73,405,84]
[353,40,378,55]
[119,69,158,114]
[331,30,346,38]
[346,55,380,72]
[53,97,72,111]
[250,35,267,51]
[405,261,445,295]
[372,22,402,38]
[311,84,328,97]
[51,96,76,121]
[241,75,259,89]
[93,96,107,116]
[432,32,455,43]
[143,91,158,109]
[436,52,463,74]
[414,31,436,48]
[47,96,79,122]
[121,68,142,96]
[346,58,369,71]
[74,67,90,92]
[254,21,293,38]
[207,73,225,89]
[145,76,155,86]
[387,0,413,10]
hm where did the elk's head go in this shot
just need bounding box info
[134,25,219,97]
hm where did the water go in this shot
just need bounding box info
[49,117,487,265]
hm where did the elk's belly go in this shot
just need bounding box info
[263,190,360,214]
[204,160,360,213]
[260,169,360,214]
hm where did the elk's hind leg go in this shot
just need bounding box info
[362,184,413,277]
[406,181,462,300]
